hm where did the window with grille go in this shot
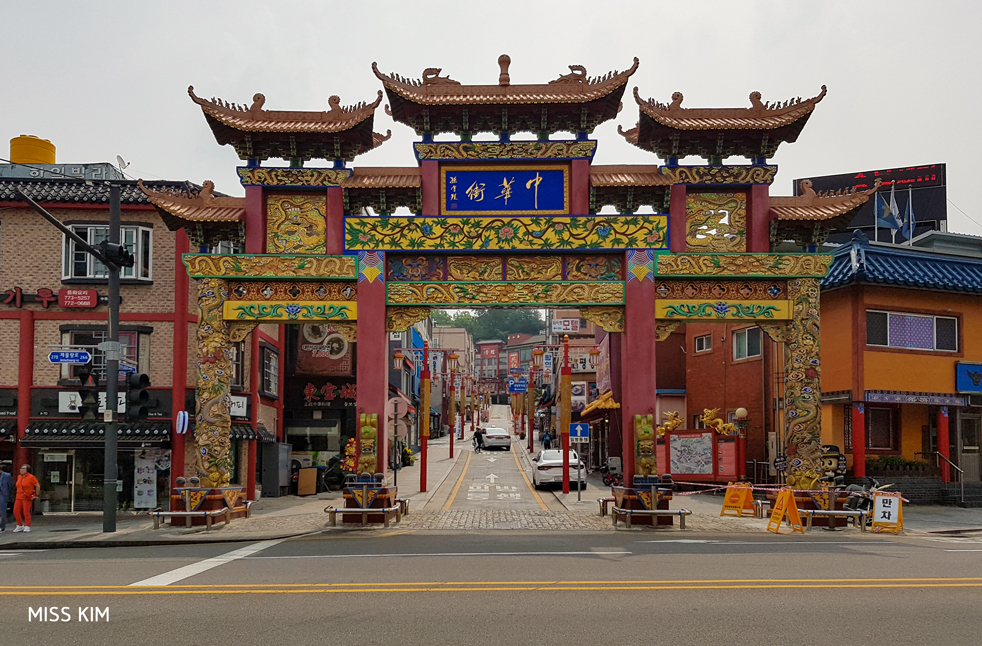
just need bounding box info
[261,347,279,397]
[67,330,139,382]
[866,310,957,351]
[63,225,152,281]
[733,327,762,360]
[229,341,245,390]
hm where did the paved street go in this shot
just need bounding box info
[3,529,982,645]
[3,406,982,644]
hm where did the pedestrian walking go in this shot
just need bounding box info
[0,464,14,532]
[542,430,553,451]
[12,464,39,533]
[473,428,484,453]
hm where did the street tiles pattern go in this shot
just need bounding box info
[401,510,611,530]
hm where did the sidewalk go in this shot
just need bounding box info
[0,441,463,550]
[4,448,980,547]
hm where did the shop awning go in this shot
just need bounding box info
[257,424,276,443]
[189,421,277,443]
[22,420,171,446]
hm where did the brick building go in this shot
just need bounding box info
[0,149,279,511]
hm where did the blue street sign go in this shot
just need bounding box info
[119,364,137,373]
[48,351,91,365]
[569,423,589,439]
[507,377,528,393]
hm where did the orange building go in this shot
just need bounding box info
[821,230,982,486]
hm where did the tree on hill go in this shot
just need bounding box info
[431,309,543,342]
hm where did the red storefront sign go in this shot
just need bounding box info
[508,352,520,370]
[59,289,99,308]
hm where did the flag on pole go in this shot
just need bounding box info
[905,186,916,244]
[874,192,901,231]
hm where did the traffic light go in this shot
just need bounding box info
[76,365,99,421]
[125,373,151,421]
[97,240,135,268]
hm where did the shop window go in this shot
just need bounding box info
[695,334,712,353]
[261,346,279,398]
[229,341,245,390]
[63,329,141,382]
[692,415,706,429]
[867,406,898,451]
[866,310,958,351]
[733,327,761,360]
[63,225,152,281]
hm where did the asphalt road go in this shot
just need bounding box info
[3,529,981,645]
[5,408,979,645]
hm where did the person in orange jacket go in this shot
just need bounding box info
[12,464,39,533]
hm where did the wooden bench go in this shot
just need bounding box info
[799,509,867,531]
[325,505,402,528]
[598,497,614,517]
[150,507,230,530]
[612,506,692,529]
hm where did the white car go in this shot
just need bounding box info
[482,427,511,450]
[531,450,586,488]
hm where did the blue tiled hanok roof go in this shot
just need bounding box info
[823,230,982,293]
[0,177,206,205]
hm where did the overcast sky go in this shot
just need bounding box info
[5,1,981,233]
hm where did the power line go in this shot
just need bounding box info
[947,198,982,230]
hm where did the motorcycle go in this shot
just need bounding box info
[841,476,893,525]
[600,462,623,487]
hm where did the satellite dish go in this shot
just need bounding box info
[115,155,130,171]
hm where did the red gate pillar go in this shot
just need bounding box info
[356,251,387,479]
[852,403,866,478]
[938,407,950,483]
[622,250,657,482]
[14,310,34,470]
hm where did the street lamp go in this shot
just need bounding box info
[589,347,601,369]
[392,350,405,370]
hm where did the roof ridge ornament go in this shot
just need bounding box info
[635,85,827,118]
[498,54,511,86]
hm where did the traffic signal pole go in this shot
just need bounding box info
[103,185,121,532]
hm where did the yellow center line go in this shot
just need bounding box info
[513,442,547,510]
[3,581,982,596]
[9,577,982,590]
[443,450,472,511]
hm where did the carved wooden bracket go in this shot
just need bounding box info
[386,306,431,332]
[758,321,787,344]
[654,320,681,341]
[228,322,258,343]
[580,306,624,332]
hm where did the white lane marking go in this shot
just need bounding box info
[247,551,631,560]
[129,539,284,586]
[638,540,897,545]
[945,549,982,552]
[486,457,497,463]
[485,473,499,483]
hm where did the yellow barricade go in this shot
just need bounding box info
[766,488,804,534]
[720,482,756,517]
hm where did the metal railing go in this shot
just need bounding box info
[916,451,964,504]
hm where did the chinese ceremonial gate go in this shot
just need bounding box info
[142,55,879,494]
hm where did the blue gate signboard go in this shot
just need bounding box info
[442,165,569,215]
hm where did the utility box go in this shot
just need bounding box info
[261,442,292,498]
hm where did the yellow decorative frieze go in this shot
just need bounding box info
[223,301,357,321]
[655,300,793,320]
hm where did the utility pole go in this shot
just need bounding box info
[17,185,131,533]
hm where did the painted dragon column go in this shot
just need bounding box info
[193,278,235,486]
[622,250,658,480]
[784,278,824,490]
[356,251,386,478]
